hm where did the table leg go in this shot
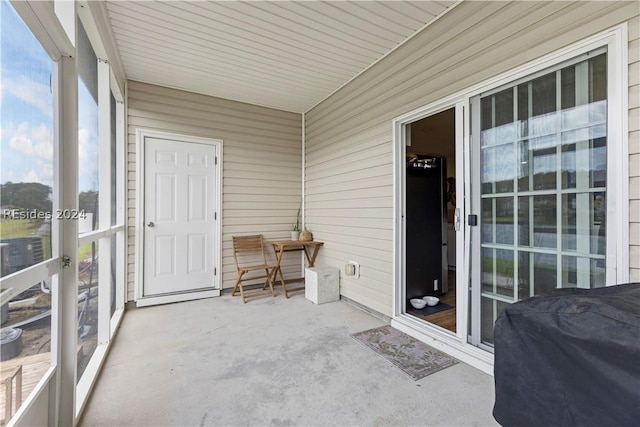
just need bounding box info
[305,244,322,267]
[272,247,289,298]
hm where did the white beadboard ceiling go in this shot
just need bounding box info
[104,1,456,113]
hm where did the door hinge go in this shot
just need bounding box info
[214,212,217,220]
[215,156,218,165]
[214,268,217,276]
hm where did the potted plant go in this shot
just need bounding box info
[291,204,301,240]
[291,224,300,241]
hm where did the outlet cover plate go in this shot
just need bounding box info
[348,261,360,279]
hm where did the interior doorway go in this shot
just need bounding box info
[404,108,457,333]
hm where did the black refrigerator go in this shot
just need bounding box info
[406,154,448,300]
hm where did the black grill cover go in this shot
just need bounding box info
[493,283,640,427]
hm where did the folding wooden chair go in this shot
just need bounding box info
[231,235,276,303]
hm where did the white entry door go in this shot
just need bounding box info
[141,134,220,305]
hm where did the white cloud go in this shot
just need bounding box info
[35,158,53,186]
[78,128,90,165]
[78,127,99,191]
[2,169,16,182]
[22,169,41,183]
[2,74,53,119]
[2,121,97,189]
[7,122,53,161]
[2,121,54,186]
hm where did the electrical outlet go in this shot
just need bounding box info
[345,264,355,276]
[346,261,360,279]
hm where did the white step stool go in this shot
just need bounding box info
[304,267,339,304]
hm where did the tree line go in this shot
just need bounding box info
[1,182,98,216]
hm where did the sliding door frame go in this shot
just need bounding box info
[392,24,628,374]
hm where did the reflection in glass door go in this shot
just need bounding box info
[470,49,608,347]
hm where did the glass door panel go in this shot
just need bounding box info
[470,50,608,347]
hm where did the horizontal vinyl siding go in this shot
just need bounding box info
[305,1,639,316]
[127,81,301,301]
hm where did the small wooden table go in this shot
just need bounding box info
[268,240,324,298]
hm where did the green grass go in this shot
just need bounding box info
[481,255,555,275]
[78,243,95,262]
[1,219,52,259]
[482,256,515,273]
[0,218,39,238]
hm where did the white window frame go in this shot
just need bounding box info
[1,1,128,425]
[110,90,127,336]
[74,9,127,418]
[0,2,71,426]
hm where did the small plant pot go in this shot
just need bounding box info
[291,231,300,240]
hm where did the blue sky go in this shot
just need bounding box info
[1,0,98,192]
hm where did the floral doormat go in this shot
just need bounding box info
[351,325,458,380]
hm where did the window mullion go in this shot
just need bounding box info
[114,100,126,312]
[527,83,534,298]
[555,70,563,289]
[97,58,111,345]
[58,52,79,427]
[574,61,592,288]
[0,260,59,303]
[512,86,519,302]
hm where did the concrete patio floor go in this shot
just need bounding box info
[80,290,499,426]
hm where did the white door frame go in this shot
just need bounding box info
[392,98,495,375]
[135,129,222,306]
[391,25,628,376]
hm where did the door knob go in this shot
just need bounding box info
[147,221,155,227]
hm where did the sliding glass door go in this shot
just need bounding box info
[469,49,609,347]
